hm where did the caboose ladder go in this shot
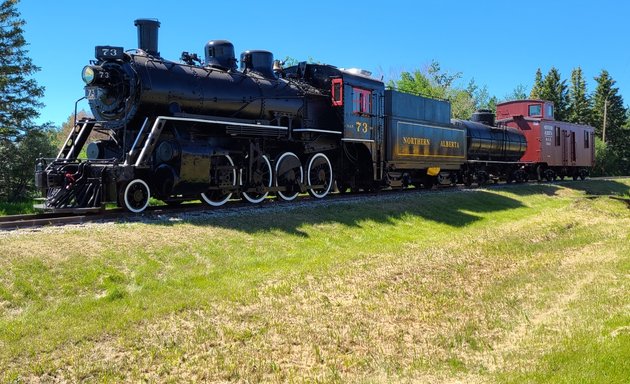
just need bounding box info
[57,119,95,160]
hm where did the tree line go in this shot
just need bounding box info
[1,0,629,204]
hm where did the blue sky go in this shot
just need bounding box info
[18,0,630,128]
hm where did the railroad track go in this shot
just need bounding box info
[1,177,627,231]
[0,187,430,231]
[0,203,207,231]
[0,212,96,230]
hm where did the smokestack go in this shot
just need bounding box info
[134,19,160,56]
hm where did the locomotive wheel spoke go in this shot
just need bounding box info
[201,154,236,207]
[275,152,303,201]
[306,153,333,199]
[242,154,272,204]
[122,179,150,213]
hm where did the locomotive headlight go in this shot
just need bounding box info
[82,66,96,85]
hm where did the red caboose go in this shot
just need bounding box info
[496,100,595,180]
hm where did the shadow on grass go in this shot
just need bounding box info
[497,178,630,198]
[152,189,527,236]
[560,179,630,196]
[496,183,561,196]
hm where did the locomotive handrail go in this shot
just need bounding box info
[125,117,150,166]
[73,96,87,126]
[342,138,375,143]
[133,115,290,167]
[147,115,289,130]
[56,120,96,161]
[293,128,342,135]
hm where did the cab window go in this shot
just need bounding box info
[352,88,372,114]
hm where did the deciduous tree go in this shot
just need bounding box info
[391,61,482,119]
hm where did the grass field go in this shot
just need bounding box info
[0,201,38,216]
[1,179,629,382]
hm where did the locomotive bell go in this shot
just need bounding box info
[273,60,284,75]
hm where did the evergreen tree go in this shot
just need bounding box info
[0,0,54,201]
[591,70,626,148]
[504,84,528,101]
[539,67,569,121]
[530,68,544,99]
[567,67,591,124]
[487,96,498,113]
[466,79,494,111]
[0,0,44,139]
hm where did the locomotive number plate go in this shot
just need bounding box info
[85,87,101,100]
[95,46,124,60]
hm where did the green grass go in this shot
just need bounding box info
[0,179,629,382]
[0,200,38,215]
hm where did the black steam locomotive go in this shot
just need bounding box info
[35,19,527,213]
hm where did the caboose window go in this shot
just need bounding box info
[352,88,372,114]
[528,104,542,117]
[555,126,561,146]
[545,104,554,119]
[584,131,590,148]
